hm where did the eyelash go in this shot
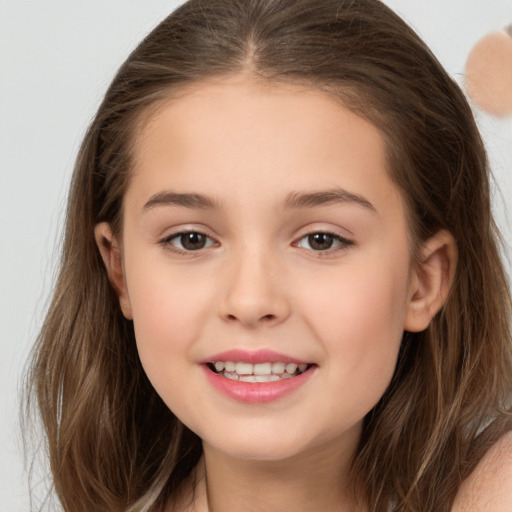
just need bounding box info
[293,231,354,255]
[158,230,354,256]
[159,231,218,255]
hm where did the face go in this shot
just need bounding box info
[105,76,425,464]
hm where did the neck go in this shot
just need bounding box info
[195,431,364,512]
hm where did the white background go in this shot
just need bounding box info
[1,1,511,509]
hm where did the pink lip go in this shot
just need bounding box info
[201,365,315,404]
[199,349,315,404]
[200,349,309,365]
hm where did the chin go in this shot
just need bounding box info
[208,439,308,462]
[199,418,360,464]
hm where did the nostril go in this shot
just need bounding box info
[224,312,277,324]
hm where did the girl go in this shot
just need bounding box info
[26,0,512,511]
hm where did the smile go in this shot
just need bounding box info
[201,350,316,403]
[208,361,310,382]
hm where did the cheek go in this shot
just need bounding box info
[303,257,410,395]
[125,265,212,387]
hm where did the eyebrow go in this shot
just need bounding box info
[284,188,377,213]
[142,187,376,213]
[143,191,221,211]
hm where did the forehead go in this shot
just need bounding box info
[128,75,403,218]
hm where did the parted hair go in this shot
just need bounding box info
[26,1,512,511]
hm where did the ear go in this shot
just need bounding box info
[404,230,457,332]
[94,222,133,319]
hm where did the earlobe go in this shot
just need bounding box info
[94,222,133,320]
[404,230,457,332]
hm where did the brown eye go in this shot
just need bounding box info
[295,232,354,252]
[180,232,207,250]
[308,233,334,250]
[163,231,216,252]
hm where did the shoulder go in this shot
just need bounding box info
[451,429,512,512]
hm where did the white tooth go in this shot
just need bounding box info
[281,372,293,379]
[224,372,239,380]
[271,362,285,374]
[225,361,236,372]
[298,363,308,372]
[253,363,272,375]
[254,375,272,382]
[236,362,253,375]
[239,375,258,383]
[269,374,280,382]
[285,363,298,374]
[214,361,225,372]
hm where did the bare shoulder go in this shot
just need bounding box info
[452,430,512,512]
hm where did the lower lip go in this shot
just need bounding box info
[201,365,315,404]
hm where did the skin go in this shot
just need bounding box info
[451,430,512,512]
[96,75,457,511]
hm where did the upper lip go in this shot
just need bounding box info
[200,349,310,365]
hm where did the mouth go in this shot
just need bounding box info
[206,361,313,383]
[201,349,316,403]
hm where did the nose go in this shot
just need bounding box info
[218,247,291,328]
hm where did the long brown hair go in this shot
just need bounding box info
[25,1,512,511]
